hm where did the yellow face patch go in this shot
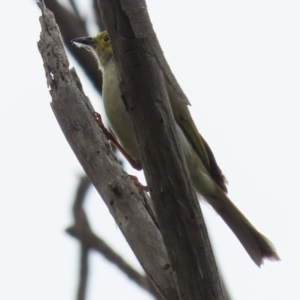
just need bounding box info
[94,31,113,55]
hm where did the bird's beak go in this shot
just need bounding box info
[71,37,96,46]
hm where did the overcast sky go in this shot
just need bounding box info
[1,1,300,299]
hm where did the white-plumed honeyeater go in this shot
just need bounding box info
[72,31,279,266]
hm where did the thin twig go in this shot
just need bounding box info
[93,0,105,30]
[67,174,161,298]
[72,175,91,300]
[68,0,82,22]
[69,174,161,298]
[67,225,163,299]
[77,244,89,300]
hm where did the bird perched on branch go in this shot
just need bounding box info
[72,31,279,266]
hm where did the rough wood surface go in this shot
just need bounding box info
[42,0,104,95]
[66,175,162,300]
[37,2,179,299]
[98,0,224,299]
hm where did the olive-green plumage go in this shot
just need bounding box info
[72,31,279,266]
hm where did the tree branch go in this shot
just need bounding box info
[67,225,163,299]
[37,2,179,299]
[66,175,162,299]
[77,244,89,300]
[71,175,91,300]
[42,0,103,95]
[98,0,224,299]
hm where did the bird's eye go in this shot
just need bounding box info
[103,35,109,42]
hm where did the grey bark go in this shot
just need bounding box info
[42,0,103,95]
[37,0,225,298]
[66,175,162,299]
[97,0,224,299]
[37,2,178,299]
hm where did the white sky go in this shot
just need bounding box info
[1,0,300,299]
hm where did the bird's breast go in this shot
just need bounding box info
[102,61,141,164]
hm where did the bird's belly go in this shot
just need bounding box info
[103,69,141,164]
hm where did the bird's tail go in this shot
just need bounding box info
[205,186,280,266]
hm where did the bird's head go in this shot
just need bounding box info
[72,31,113,71]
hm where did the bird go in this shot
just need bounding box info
[72,31,279,266]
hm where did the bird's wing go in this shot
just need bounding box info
[167,84,228,193]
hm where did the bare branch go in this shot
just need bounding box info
[71,175,91,300]
[68,0,82,21]
[73,175,91,218]
[77,244,89,300]
[98,0,224,299]
[37,2,179,299]
[93,0,105,31]
[42,0,103,95]
[67,175,161,299]
[67,225,163,299]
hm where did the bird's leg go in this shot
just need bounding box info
[93,112,148,192]
[93,112,142,171]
